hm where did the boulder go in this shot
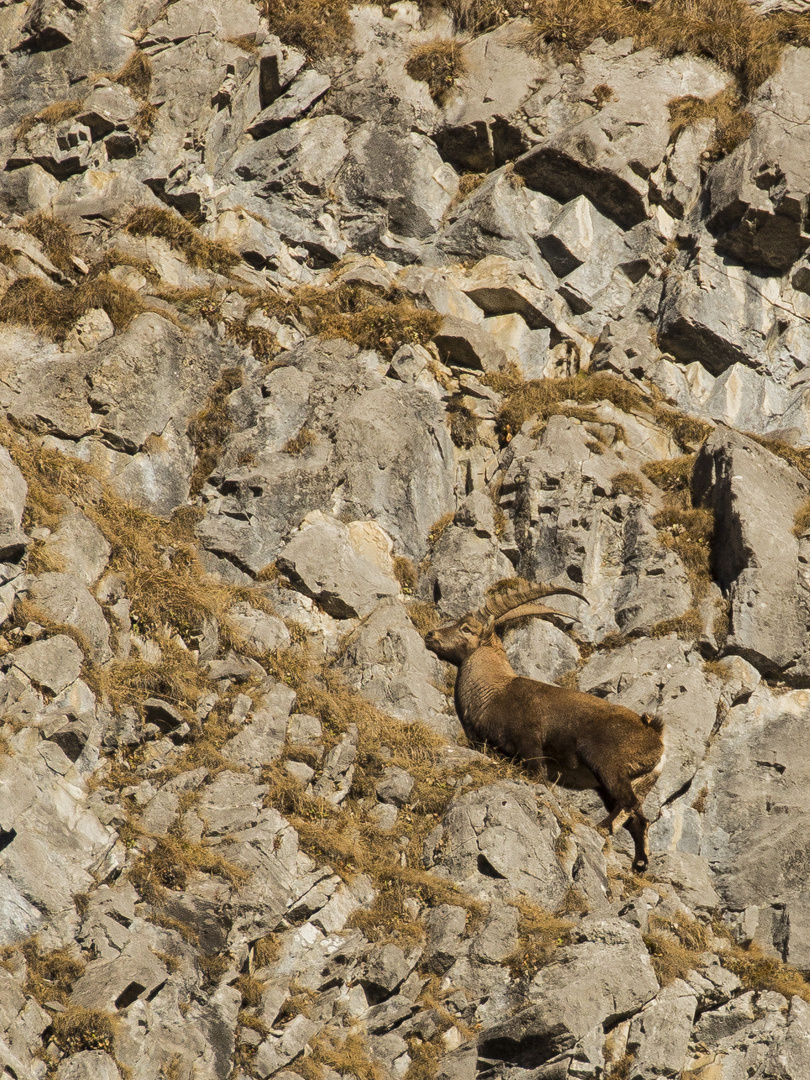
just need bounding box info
[705,47,810,273]
[693,425,810,679]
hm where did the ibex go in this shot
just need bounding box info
[424,581,665,872]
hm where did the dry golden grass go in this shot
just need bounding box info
[250,283,440,360]
[92,248,161,283]
[257,0,354,58]
[719,936,810,1001]
[22,211,77,273]
[15,99,84,140]
[52,1008,117,1055]
[527,0,810,96]
[795,499,810,537]
[348,886,426,949]
[0,274,151,340]
[226,34,260,53]
[447,397,480,448]
[483,368,656,444]
[504,898,573,980]
[125,206,241,273]
[226,319,279,362]
[751,433,810,483]
[654,504,714,597]
[668,87,754,156]
[310,1030,384,1080]
[446,0,526,32]
[603,1054,635,1080]
[282,427,318,455]
[187,367,243,497]
[611,470,645,499]
[448,172,487,210]
[649,606,704,640]
[406,39,467,105]
[393,555,418,595]
[128,831,249,904]
[155,285,223,325]
[642,454,695,494]
[427,511,455,545]
[20,938,85,1006]
[643,910,710,984]
[113,51,153,99]
[406,601,440,636]
[133,101,160,139]
[253,935,281,968]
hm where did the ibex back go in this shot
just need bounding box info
[424,581,665,872]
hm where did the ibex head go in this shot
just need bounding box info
[424,579,587,665]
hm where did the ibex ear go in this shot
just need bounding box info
[494,602,581,628]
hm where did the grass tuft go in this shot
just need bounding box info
[527,0,810,97]
[668,87,754,157]
[21,938,85,1006]
[187,368,243,497]
[125,206,241,273]
[22,211,77,273]
[113,51,152,98]
[256,0,353,58]
[249,283,440,360]
[15,100,84,141]
[0,274,151,340]
[504,898,573,980]
[52,1008,117,1055]
[643,910,710,985]
[406,39,467,105]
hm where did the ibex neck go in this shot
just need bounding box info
[455,645,515,733]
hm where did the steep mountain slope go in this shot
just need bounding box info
[3,2,810,1079]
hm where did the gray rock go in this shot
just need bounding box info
[693,425,810,678]
[247,70,331,139]
[337,597,449,731]
[278,511,399,619]
[503,618,580,685]
[375,766,414,807]
[337,123,457,241]
[705,48,810,273]
[225,602,291,654]
[424,781,570,908]
[626,979,698,1079]
[71,939,168,1010]
[434,21,541,173]
[26,573,111,662]
[434,316,509,373]
[0,448,28,560]
[223,683,296,769]
[55,1052,120,1080]
[657,242,801,379]
[691,683,810,966]
[6,635,82,695]
[477,920,658,1068]
[514,51,725,227]
[39,512,110,586]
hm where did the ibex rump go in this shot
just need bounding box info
[424,581,665,872]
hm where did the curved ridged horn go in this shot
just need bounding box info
[480,579,588,622]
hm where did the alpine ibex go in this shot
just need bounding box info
[424,581,665,872]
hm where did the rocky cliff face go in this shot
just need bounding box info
[3,2,810,1079]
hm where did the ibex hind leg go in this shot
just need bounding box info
[589,766,651,873]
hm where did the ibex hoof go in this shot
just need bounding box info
[632,856,648,874]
